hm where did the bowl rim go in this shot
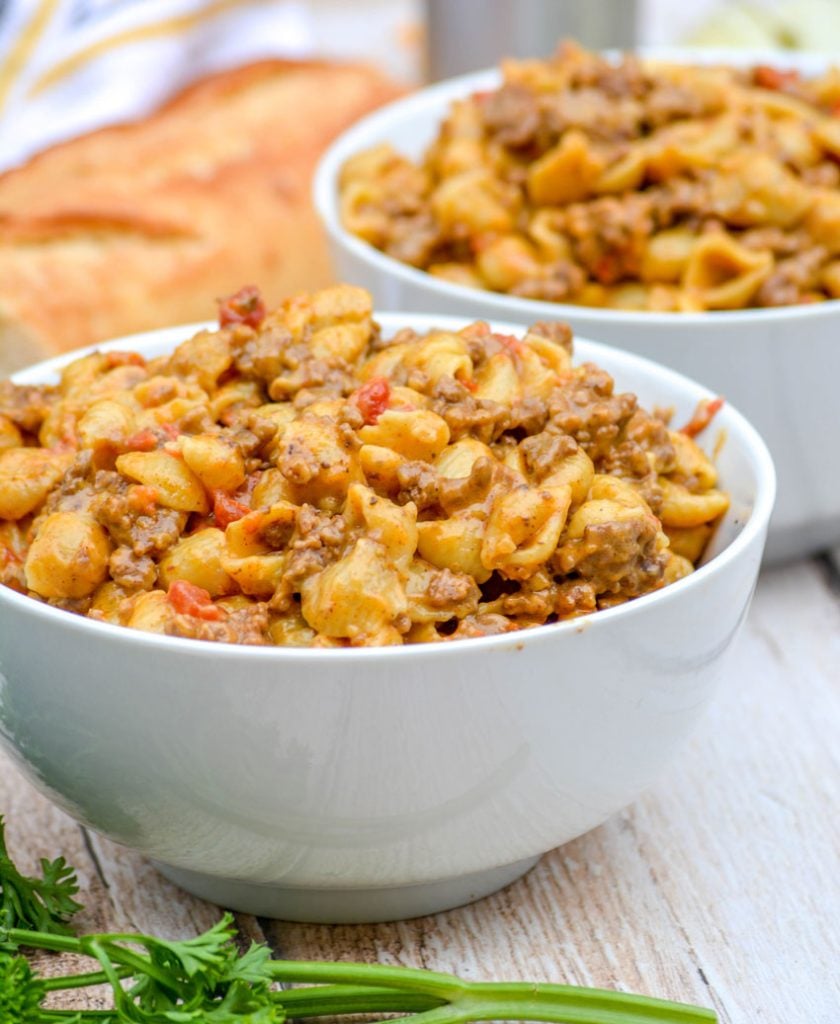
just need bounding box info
[0,314,776,661]
[312,48,840,329]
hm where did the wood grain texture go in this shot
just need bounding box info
[2,559,838,1023]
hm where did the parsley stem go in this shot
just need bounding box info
[405,989,715,1024]
[41,965,130,990]
[265,968,714,1024]
[40,1012,115,1020]
[5,927,82,953]
[91,940,176,991]
[276,983,445,1016]
[267,959,467,1000]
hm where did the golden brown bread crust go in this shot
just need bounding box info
[0,59,402,374]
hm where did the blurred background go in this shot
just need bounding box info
[307,0,840,83]
[2,0,840,170]
[1,0,837,370]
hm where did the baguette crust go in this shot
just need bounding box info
[0,60,402,374]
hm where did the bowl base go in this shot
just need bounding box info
[154,854,541,923]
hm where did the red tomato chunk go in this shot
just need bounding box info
[218,285,266,328]
[213,491,251,529]
[353,376,391,424]
[167,580,224,620]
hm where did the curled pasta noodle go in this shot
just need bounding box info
[682,233,773,310]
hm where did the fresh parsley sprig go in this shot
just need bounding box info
[0,817,716,1024]
[0,815,82,943]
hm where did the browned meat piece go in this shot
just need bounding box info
[564,194,653,283]
[278,505,348,595]
[647,179,711,229]
[448,612,517,640]
[426,567,480,611]
[510,262,586,302]
[231,324,294,383]
[168,602,270,645]
[642,82,708,130]
[91,478,188,557]
[527,320,573,352]
[548,364,637,461]
[740,227,808,256]
[554,515,666,598]
[479,83,542,148]
[544,88,644,142]
[384,212,442,267]
[0,381,55,434]
[430,376,508,443]
[396,461,440,512]
[756,247,828,306]
[519,430,578,481]
[109,546,156,589]
[552,579,598,618]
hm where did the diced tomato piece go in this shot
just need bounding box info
[213,491,251,529]
[128,485,159,516]
[681,397,724,438]
[167,580,224,620]
[353,376,391,424]
[492,332,525,356]
[592,253,622,284]
[124,428,159,452]
[470,233,495,254]
[104,350,146,368]
[753,65,800,91]
[218,285,266,328]
[460,375,478,392]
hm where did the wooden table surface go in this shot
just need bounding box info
[2,553,838,1024]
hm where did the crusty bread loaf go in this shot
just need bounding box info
[0,59,402,375]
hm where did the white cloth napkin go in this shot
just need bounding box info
[0,0,317,171]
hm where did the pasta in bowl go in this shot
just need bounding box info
[337,42,840,312]
[0,288,774,922]
[313,46,840,562]
[2,284,731,646]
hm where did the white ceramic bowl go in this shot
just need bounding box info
[313,51,838,563]
[0,315,774,923]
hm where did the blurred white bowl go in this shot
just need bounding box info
[0,315,774,923]
[313,52,838,563]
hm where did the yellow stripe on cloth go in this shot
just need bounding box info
[0,0,62,113]
[29,0,276,98]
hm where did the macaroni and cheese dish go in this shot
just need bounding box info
[0,285,728,647]
[339,42,840,310]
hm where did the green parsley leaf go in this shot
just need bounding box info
[0,816,82,942]
[0,951,47,1023]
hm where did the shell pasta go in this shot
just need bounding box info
[0,285,728,647]
[339,42,840,310]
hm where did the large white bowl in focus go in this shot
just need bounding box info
[313,51,838,563]
[0,315,774,923]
